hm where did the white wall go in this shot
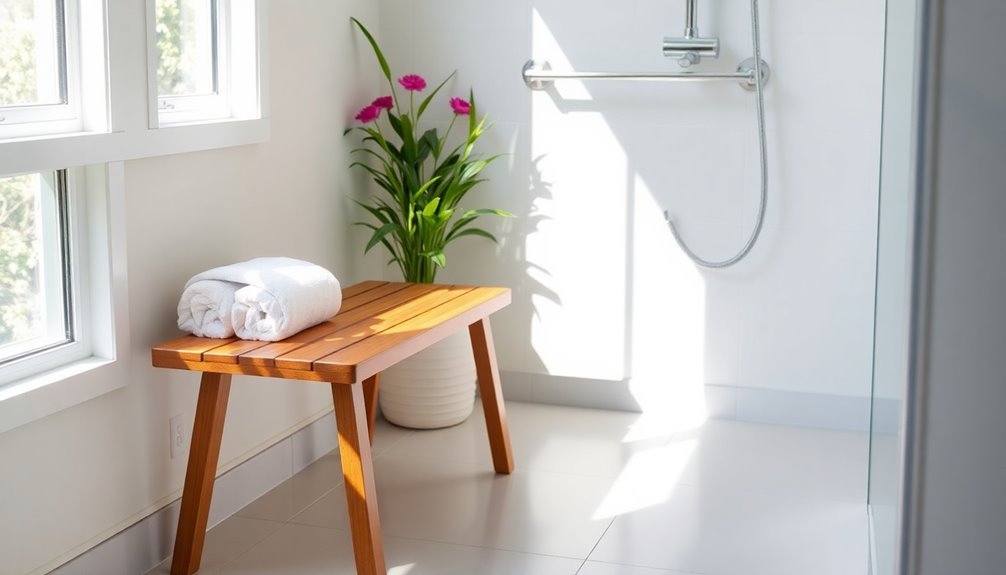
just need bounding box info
[0,2,379,573]
[907,1,1006,573]
[374,0,886,415]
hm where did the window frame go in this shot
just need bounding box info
[150,0,262,128]
[0,0,84,139]
[0,168,93,387]
[154,0,229,123]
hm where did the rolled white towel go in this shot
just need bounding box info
[177,257,342,341]
[177,279,242,338]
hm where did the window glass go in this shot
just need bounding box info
[0,0,66,108]
[0,171,71,365]
[156,0,217,98]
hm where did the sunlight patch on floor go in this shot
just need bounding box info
[593,437,696,519]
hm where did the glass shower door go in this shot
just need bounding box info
[868,0,917,572]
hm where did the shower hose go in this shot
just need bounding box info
[665,0,768,268]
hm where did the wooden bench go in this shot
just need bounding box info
[151,281,514,575]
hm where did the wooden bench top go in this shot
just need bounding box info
[152,281,511,384]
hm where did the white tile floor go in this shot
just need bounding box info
[148,402,869,575]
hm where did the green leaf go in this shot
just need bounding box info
[387,112,403,138]
[365,221,399,253]
[417,71,456,118]
[447,227,499,244]
[399,114,417,163]
[429,251,447,268]
[415,176,441,196]
[350,18,392,84]
[463,208,514,218]
[468,89,477,136]
[422,197,441,217]
[422,129,440,156]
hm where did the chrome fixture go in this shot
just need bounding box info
[663,0,719,67]
[521,58,770,93]
[521,0,771,268]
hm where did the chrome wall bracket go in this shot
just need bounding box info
[522,60,552,91]
[736,58,771,91]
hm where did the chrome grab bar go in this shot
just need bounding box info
[521,59,769,92]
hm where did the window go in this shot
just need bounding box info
[0,169,91,387]
[0,172,70,362]
[0,0,266,432]
[0,0,82,138]
[153,0,260,126]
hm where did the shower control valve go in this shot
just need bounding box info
[663,36,720,68]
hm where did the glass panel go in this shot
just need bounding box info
[868,0,918,573]
[156,0,217,97]
[0,0,66,107]
[0,172,70,363]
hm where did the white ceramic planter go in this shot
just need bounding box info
[378,330,477,429]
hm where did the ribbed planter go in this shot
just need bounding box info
[378,330,477,429]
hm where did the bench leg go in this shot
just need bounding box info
[362,374,380,445]
[331,382,387,575]
[469,317,515,474]
[171,373,232,575]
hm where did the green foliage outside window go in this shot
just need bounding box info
[1,1,42,347]
[155,0,212,96]
[0,0,39,107]
[0,175,40,347]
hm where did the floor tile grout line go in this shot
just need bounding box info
[575,516,618,574]
[242,518,587,563]
[376,530,587,562]
[578,557,710,575]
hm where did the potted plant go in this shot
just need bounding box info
[346,18,511,428]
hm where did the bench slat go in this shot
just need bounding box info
[273,285,475,371]
[152,335,239,363]
[203,339,272,364]
[338,281,407,313]
[313,286,510,382]
[152,356,333,381]
[238,283,439,367]
[339,280,388,299]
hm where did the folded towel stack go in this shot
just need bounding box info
[177,257,342,342]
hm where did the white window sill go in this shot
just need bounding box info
[0,355,127,434]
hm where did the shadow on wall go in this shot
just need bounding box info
[521,153,560,375]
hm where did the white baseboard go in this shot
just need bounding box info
[499,370,901,433]
[49,411,340,575]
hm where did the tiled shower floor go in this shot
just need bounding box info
[148,401,869,575]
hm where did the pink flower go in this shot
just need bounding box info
[372,96,394,110]
[355,104,380,124]
[449,97,471,116]
[398,74,427,91]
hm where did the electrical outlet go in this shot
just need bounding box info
[169,414,186,459]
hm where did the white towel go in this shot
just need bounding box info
[177,280,242,338]
[177,257,342,341]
